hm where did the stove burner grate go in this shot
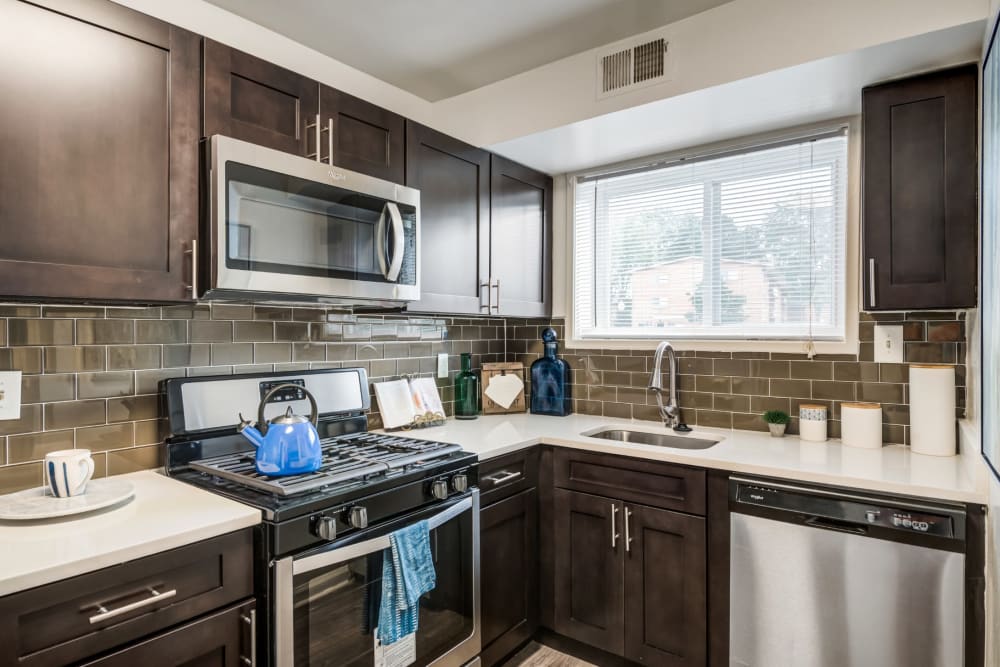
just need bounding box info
[188,432,462,496]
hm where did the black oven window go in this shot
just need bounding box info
[292,513,474,666]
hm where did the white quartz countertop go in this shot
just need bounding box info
[0,470,261,596]
[394,413,984,504]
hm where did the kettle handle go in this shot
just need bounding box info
[257,384,319,435]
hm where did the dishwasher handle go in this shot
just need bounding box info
[804,516,868,536]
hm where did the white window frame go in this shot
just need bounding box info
[561,118,861,353]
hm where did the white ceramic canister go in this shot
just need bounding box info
[798,403,828,442]
[841,402,883,449]
[909,364,957,457]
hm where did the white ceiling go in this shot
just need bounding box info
[202,0,733,101]
[488,21,985,174]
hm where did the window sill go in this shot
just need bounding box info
[565,337,860,356]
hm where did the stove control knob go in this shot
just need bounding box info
[431,479,449,500]
[452,474,468,493]
[314,516,337,541]
[348,506,369,529]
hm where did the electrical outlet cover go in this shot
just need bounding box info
[0,371,22,420]
[437,353,449,379]
[873,325,904,363]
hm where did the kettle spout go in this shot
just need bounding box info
[238,413,266,449]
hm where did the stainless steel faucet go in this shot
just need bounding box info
[649,341,691,432]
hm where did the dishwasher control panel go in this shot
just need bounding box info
[733,481,961,539]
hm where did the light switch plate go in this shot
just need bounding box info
[437,353,449,378]
[0,371,22,420]
[874,325,904,363]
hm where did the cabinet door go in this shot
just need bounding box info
[81,602,255,667]
[863,64,977,310]
[552,489,624,655]
[406,122,491,314]
[320,86,405,183]
[624,504,707,667]
[481,488,539,667]
[490,155,553,317]
[0,0,199,302]
[204,39,319,156]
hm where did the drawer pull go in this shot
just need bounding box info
[241,609,257,666]
[88,587,177,624]
[484,470,521,486]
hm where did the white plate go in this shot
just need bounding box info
[0,478,135,520]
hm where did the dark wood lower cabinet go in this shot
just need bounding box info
[81,601,255,667]
[624,505,706,667]
[549,487,707,667]
[552,489,625,655]
[480,488,539,666]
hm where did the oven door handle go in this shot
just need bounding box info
[291,491,476,577]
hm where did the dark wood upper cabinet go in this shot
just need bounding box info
[551,489,625,655]
[406,121,491,314]
[624,505,707,667]
[203,39,319,157]
[863,64,978,310]
[0,0,200,302]
[480,488,539,667]
[490,155,553,317]
[320,86,405,183]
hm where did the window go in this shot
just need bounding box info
[572,129,849,342]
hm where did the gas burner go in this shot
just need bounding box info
[188,431,463,497]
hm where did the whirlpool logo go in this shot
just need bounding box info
[328,169,346,182]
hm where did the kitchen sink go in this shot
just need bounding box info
[586,429,719,449]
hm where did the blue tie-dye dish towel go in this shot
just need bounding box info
[378,520,436,645]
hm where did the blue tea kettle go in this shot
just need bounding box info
[239,384,323,476]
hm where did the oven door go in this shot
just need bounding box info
[273,491,480,667]
[208,135,420,302]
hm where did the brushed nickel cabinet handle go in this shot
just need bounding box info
[305,114,329,162]
[186,239,198,297]
[611,504,620,549]
[88,587,177,624]
[241,609,257,666]
[491,278,501,312]
[480,280,492,311]
[624,506,633,552]
[868,258,876,309]
[327,117,334,166]
[483,470,521,486]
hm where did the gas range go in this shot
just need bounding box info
[161,368,482,666]
[162,367,478,555]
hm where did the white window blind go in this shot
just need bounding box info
[573,129,848,341]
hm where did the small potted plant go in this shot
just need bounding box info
[762,410,790,437]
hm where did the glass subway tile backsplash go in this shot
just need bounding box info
[508,312,967,446]
[0,303,508,493]
[0,302,969,494]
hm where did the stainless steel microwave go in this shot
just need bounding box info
[204,135,420,303]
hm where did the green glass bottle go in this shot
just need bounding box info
[453,352,480,419]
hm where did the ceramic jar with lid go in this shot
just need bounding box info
[798,403,828,442]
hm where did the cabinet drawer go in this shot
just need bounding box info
[81,600,255,667]
[479,448,539,506]
[554,449,705,516]
[0,529,253,666]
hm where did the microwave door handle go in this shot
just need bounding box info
[385,202,405,282]
[375,204,390,279]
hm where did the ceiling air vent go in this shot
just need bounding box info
[597,35,669,99]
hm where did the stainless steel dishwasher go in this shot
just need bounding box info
[729,476,966,667]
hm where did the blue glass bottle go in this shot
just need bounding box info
[530,328,572,416]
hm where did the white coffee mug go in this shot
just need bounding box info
[45,449,95,497]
